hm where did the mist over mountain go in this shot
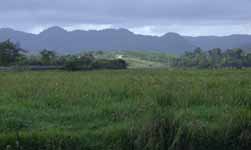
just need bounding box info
[0,27,250,55]
[184,35,251,52]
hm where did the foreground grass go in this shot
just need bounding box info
[0,69,250,150]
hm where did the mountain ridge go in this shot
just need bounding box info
[0,26,250,54]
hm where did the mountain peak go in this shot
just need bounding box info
[162,32,182,38]
[101,28,133,34]
[40,26,67,34]
[0,27,251,54]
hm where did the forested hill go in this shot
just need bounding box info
[0,27,251,55]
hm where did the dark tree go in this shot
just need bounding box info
[0,40,26,66]
[208,48,223,68]
[40,49,56,65]
[171,47,250,69]
[222,48,245,68]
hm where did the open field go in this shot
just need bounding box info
[0,69,250,150]
[94,50,173,68]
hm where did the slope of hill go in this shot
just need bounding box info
[184,34,251,50]
[0,27,195,55]
[0,27,250,55]
[94,51,173,68]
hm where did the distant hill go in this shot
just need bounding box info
[0,27,251,55]
[184,34,251,51]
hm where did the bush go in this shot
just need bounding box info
[62,53,128,71]
[93,59,128,70]
[63,55,95,71]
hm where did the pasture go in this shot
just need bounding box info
[0,69,250,150]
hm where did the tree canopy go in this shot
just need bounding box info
[171,48,251,68]
[0,40,128,70]
[0,40,25,66]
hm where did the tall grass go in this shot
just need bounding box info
[0,69,250,150]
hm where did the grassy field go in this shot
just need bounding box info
[94,50,173,68]
[0,69,250,150]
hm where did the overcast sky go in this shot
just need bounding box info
[0,0,251,36]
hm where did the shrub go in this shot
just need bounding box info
[93,59,128,70]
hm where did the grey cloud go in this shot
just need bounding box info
[0,0,250,35]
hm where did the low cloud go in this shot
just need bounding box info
[0,0,251,35]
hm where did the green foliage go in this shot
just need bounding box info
[222,48,245,68]
[62,54,127,71]
[93,59,128,70]
[94,50,172,68]
[208,48,223,68]
[0,40,26,66]
[0,69,250,150]
[0,45,127,70]
[244,54,251,67]
[172,48,251,69]
[63,54,95,71]
[40,49,57,65]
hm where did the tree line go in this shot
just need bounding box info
[2,40,251,70]
[171,48,251,69]
[0,40,127,70]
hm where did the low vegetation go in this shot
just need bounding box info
[1,40,251,150]
[0,40,128,70]
[2,40,251,70]
[171,48,251,69]
[94,50,173,68]
[0,69,250,150]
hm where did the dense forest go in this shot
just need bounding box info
[0,40,128,70]
[171,48,251,68]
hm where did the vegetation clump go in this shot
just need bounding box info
[0,69,250,150]
[171,48,251,68]
[0,40,128,71]
[0,40,26,66]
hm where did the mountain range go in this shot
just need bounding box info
[0,26,250,55]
